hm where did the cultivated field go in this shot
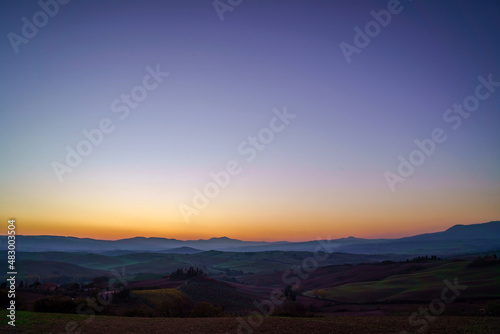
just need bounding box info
[1,311,499,334]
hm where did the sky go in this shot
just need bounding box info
[1,0,499,242]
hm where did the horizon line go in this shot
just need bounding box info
[3,220,498,242]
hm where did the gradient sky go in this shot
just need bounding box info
[1,0,499,241]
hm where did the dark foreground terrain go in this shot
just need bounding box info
[1,311,499,334]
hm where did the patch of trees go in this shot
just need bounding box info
[28,278,41,289]
[169,267,205,280]
[467,255,499,268]
[406,255,440,263]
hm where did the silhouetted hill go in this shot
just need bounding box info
[337,221,500,255]
[1,221,498,256]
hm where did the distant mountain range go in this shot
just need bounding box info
[1,221,499,256]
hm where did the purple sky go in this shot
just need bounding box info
[1,0,499,240]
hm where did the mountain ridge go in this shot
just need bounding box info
[2,221,499,255]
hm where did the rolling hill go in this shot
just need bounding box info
[303,260,500,303]
[0,260,111,283]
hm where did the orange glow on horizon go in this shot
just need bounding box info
[2,174,499,242]
[4,213,498,242]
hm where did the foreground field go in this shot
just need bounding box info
[1,311,499,334]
